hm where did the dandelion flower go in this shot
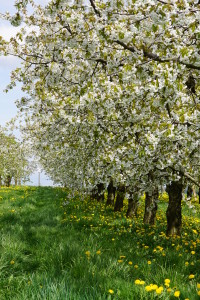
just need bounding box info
[151,284,158,290]
[10,260,15,265]
[165,279,170,284]
[145,285,152,292]
[189,274,195,279]
[96,250,101,255]
[128,261,133,265]
[108,289,114,294]
[135,279,141,285]
[174,290,180,297]
[156,287,163,295]
[197,283,200,289]
[147,261,151,265]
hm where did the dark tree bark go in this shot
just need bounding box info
[114,183,125,212]
[187,185,193,199]
[166,181,183,236]
[0,175,2,187]
[126,192,139,218]
[96,183,104,202]
[143,187,158,225]
[106,179,116,206]
[199,188,200,204]
[90,183,104,202]
[5,175,12,187]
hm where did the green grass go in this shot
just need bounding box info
[0,187,200,299]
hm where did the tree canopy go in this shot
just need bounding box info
[0,127,31,185]
[1,0,200,192]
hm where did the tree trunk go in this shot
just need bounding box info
[5,175,12,187]
[187,185,193,199]
[90,183,104,202]
[166,181,183,236]
[106,179,116,206]
[114,184,125,212]
[0,175,2,187]
[198,177,200,204]
[15,177,18,186]
[143,187,158,225]
[126,192,139,218]
[96,183,104,202]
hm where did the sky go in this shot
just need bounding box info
[0,0,55,186]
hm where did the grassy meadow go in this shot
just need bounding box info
[0,186,200,299]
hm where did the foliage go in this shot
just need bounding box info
[1,0,200,192]
[0,127,31,184]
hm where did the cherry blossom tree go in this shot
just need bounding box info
[0,127,31,186]
[1,0,200,234]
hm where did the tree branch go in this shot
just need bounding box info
[114,40,136,52]
[169,166,200,187]
[114,40,200,71]
[89,0,101,17]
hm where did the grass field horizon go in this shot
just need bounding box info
[1,186,200,299]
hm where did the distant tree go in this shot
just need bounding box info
[0,127,31,186]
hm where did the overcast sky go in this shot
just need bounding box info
[0,0,55,186]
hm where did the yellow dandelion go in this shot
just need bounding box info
[108,289,114,294]
[145,285,152,292]
[198,291,200,296]
[10,260,15,265]
[128,261,133,265]
[151,284,158,290]
[197,283,200,289]
[96,250,101,255]
[165,279,170,284]
[135,279,141,285]
[134,264,138,269]
[147,261,151,265]
[189,274,195,279]
[191,251,195,255]
[156,287,163,295]
[174,291,180,297]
